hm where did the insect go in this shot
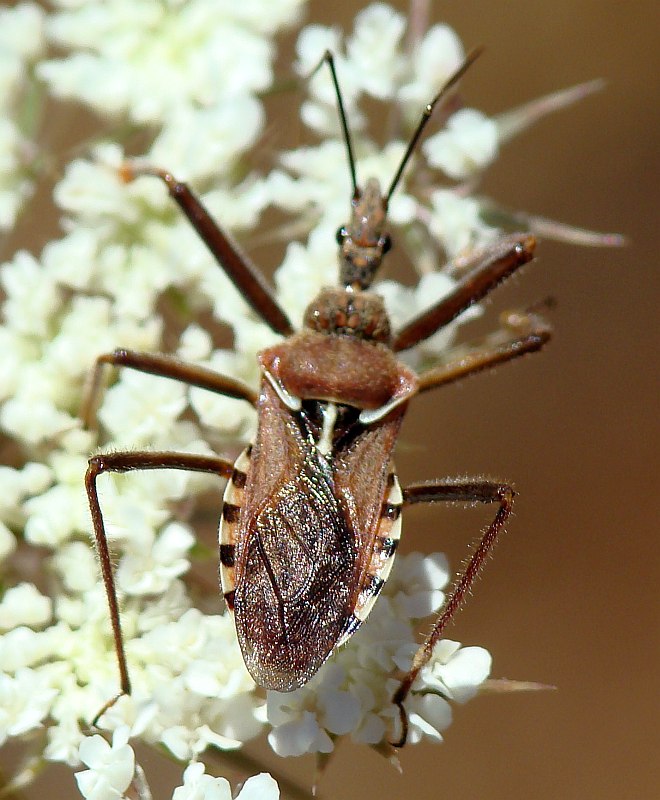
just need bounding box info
[84,49,551,746]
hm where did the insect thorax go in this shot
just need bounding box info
[259,288,418,415]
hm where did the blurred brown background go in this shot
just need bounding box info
[4,0,658,798]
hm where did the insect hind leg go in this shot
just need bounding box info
[391,479,514,747]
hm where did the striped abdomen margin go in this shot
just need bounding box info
[218,445,251,611]
[338,468,402,645]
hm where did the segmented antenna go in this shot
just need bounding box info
[385,46,484,204]
[309,50,358,196]
[311,45,483,205]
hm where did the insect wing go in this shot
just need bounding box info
[222,380,404,691]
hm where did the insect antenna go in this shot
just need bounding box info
[384,45,484,205]
[309,50,358,196]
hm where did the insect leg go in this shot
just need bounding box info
[120,162,294,337]
[81,348,258,429]
[85,450,233,724]
[392,233,536,352]
[391,479,515,747]
[417,304,552,394]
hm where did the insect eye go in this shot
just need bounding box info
[380,234,392,254]
[336,226,348,245]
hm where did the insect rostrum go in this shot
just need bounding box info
[85,52,551,747]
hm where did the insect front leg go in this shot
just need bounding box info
[391,479,515,747]
[81,348,258,429]
[392,233,537,352]
[120,163,293,336]
[85,450,234,725]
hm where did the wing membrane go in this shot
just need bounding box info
[233,380,403,690]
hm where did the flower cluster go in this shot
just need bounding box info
[0,2,46,230]
[267,553,490,756]
[75,727,280,800]
[0,1,618,797]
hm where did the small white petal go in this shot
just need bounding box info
[76,728,134,800]
[172,762,232,800]
[0,668,58,743]
[0,522,16,561]
[151,98,264,181]
[0,3,45,63]
[437,646,492,703]
[347,4,406,99]
[236,773,280,800]
[267,711,333,757]
[428,189,498,258]
[398,24,464,110]
[409,693,453,739]
[425,109,499,179]
[318,688,361,735]
[0,583,52,630]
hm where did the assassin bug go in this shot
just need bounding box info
[84,48,551,746]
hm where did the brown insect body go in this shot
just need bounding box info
[86,49,551,744]
[221,178,415,691]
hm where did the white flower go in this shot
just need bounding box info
[0,582,52,630]
[397,24,464,110]
[54,143,168,226]
[0,120,35,230]
[0,250,61,337]
[172,762,280,800]
[406,693,453,742]
[0,3,45,72]
[75,726,135,800]
[0,3,46,229]
[346,4,407,99]
[45,712,86,766]
[53,542,99,593]
[188,353,258,443]
[387,551,450,618]
[295,26,362,137]
[404,641,491,744]
[0,668,58,746]
[233,772,280,800]
[117,522,195,596]
[433,642,492,703]
[266,139,415,240]
[424,108,499,179]
[173,762,232,800]
[150,98,265,182]
[98,370,188,446]
[275,223,339,326]
[39,0,303,125]
[0,462,52,524]
[0,522,16,562]
[428,189,498,258]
